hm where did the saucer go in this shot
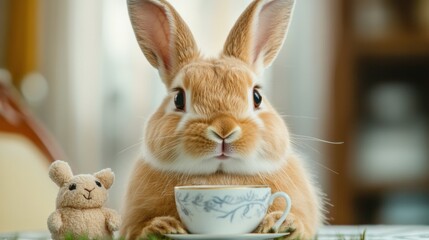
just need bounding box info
[164,233,289,240]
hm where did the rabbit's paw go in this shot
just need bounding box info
[141,216,187,238]
[255,212,303,239]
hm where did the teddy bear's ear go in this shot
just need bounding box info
[94,168,115,189]
[49,160,73,187]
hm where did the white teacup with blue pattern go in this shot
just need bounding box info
[174,185,292,235]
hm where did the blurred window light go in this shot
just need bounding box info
[353,0,396,39]
[20,72,49,105]
[0,69,12,85]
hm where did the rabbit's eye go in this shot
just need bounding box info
[95,180,102,187]
[69,183,77,191]
[174,88,186,111]
[253,88,262,108]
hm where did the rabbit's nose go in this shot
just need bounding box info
[84,187,95,193]
[208,114,241,143]
[208,127,240,143]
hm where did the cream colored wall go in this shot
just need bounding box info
[38,0,103,174]
[0,133,57,232]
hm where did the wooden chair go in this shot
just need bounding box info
[0,77,64,232]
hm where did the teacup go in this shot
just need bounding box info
[174,185,291,235]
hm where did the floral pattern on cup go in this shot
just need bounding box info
[176,191,270,223]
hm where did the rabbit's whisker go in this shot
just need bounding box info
[278,114,318,120]
[294,141,321,155]
[151,139,182,161]
[145,135,180,143]
[289,140,339,174]
[290,134,343,145]
[118,140,144,154]
[307,158,339,175]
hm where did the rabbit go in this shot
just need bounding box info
[121,0,324,239]
[47,160,121,240]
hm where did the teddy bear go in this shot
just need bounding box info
[47,160,121,240]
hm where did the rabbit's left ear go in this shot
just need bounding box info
[94,168,115,189]
[127,0,199,86]
[223,0,295,74]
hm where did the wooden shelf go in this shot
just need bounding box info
[352,178,429,195]
[328,0,429,225]
[355,33,429,57]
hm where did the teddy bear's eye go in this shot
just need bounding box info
[69,183,76,191]
[95,181,102,187]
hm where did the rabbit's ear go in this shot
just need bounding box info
[49,160,73,187]
[223,0,295,74]
[127,0,199,85]
[94,168,115,189]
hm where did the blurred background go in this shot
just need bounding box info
[0,0,428,232]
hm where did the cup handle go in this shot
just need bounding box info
[268,192,292,233]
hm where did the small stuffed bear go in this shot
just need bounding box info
[47,160,121,240]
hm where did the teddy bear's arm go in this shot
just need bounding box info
[47,211,62,233]
[102,208,122,232]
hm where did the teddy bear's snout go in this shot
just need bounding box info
[82,187,95,200]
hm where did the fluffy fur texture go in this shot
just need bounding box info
[47,160,121,240]
[123,0,322,239]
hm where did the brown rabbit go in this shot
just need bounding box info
[121,0,323,239]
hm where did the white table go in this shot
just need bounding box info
[317,225,429,239]
[1,225,429,239]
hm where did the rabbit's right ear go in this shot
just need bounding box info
[223,0,295,74]
[127,0,199,86]
[49,160,73,187]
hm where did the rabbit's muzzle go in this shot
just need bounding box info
[206,113,242,160]
[207,113,242,143]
